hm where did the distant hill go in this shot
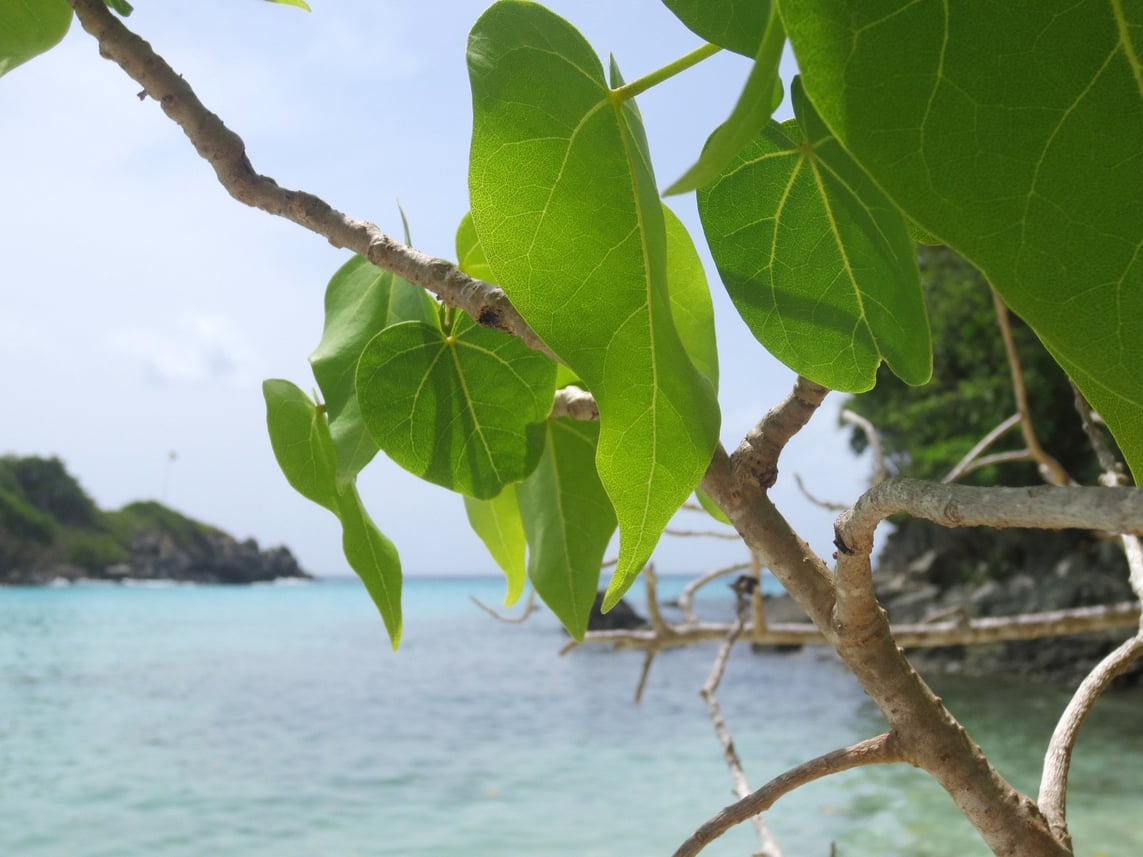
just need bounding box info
[0,455,308,585]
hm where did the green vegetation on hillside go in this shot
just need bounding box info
[0,455,216,574]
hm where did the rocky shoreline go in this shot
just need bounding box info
[1,455,308,586]
[762,521,1141,686]
[5,524,309,586]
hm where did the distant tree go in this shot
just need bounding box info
[843,245,1101,487]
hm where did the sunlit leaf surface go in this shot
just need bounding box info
[784,0,1143,476]
[0,0,71,78]
[698,78,931,392]
[356,313,556,499]
[468,1,720,605]
[263,380,402,646]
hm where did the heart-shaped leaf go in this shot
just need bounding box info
[698,78,931,392]
[355,313,556,498]
[783,0,1143,477]
[310,255,438,485]
[518,418,617,639]
[263,379,402,647]
[468,1,720,604]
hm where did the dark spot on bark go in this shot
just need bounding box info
[478,306,503,329]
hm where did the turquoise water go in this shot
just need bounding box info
[1,577,1139,856]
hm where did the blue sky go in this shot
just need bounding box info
[0,0,874,577]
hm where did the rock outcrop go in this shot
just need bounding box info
[0,456,308,585]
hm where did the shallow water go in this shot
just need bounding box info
[1,577,1139,856]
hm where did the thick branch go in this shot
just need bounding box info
[672,733,903,857]
[836,478,1143,557]
[68,0,556,361]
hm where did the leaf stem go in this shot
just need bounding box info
[611,42,722,102]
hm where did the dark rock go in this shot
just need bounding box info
[586,590,647,631]
[0,455,308,585]
[874,520,1138,684]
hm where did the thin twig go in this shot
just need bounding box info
[991,290,1072,485]
[942,413,1023,483]
[633,650,657,704]
[840,409,886,485]
[793,472,848,512]
[749,552,767,644]
[698,596,782,857]
[469,590,537,624]
[677,563,752,624]
[673,733,903,857]
[1071,384,1129,487]
[642,564,671,635]
[664,528,743,540]
[946,449,1037,480]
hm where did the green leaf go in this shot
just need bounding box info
[262,379,340,514]
[697,78,931,392]
[456,212,495,282]
[664,205,719,389]
[104,0,133,16]
[696,486,733,526]
[518,419,617,639]
[660,0,771,57]
[782,0,1143,477]
[468,1,720,603]
[335,484,402,648]
[263,0,311,10]
[464,486,527,606]
[0,0,71,79]
[262,379,402,646]
[310,255,438,485]
[666,5,786,195]
[355,313,556,498]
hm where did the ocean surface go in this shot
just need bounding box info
[1,575,1139,857]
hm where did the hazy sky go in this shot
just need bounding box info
[1,0,876,578]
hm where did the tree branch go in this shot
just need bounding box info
[730,376,831,490]
[836,479,1143,558]
[672,733,903,857]
[1038,632,1143,846]
[1037,391,1143,845]
[676,562,752,624]
[550,386,599,421]
[577,601,1140,651]
[991,291,1072,486]
[943,413,1023,483]
[698,600,782,857]
[67,0,557,361]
